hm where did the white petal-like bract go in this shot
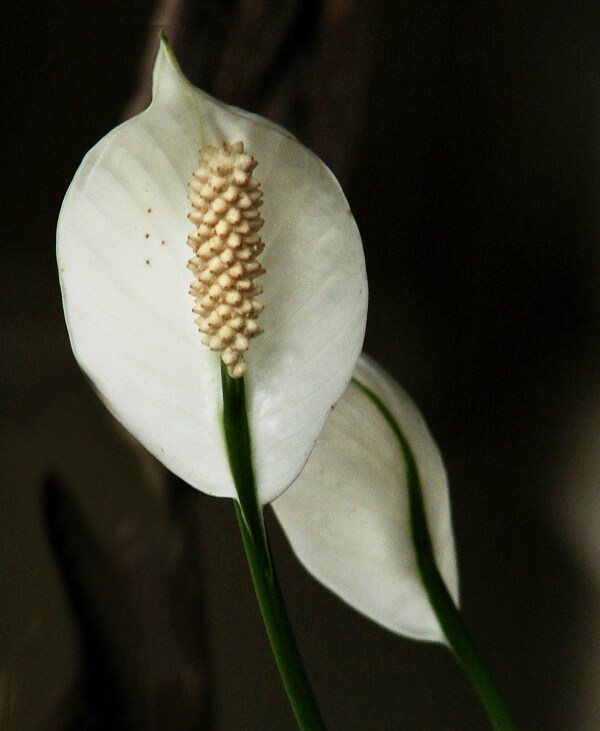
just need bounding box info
[272,354,458,641]
[57,38,367,503]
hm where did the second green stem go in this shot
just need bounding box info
[354,377,517,731]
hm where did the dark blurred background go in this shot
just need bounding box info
[3,2,600,729]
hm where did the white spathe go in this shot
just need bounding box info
[57,37,367,504]
[273,354,459,641]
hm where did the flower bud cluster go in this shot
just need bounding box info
[187,141,265,378]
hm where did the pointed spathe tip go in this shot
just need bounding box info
[151,31,185,102]
[158,29,174,59]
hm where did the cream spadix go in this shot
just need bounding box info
[57,37,367,504]
[187,141,265,379]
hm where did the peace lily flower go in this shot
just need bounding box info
[57,37,366,507]
[57,37,457,642]
[273,354,458,641]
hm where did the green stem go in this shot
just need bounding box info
[221,362,327,731]
[353,378,517,731]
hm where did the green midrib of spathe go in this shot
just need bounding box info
[352,376,517,731]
